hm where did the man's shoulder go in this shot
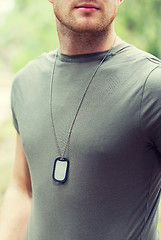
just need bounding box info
[130,45,161,90]
[144,64,161,94]
[121,42,161,66]
[130,45,161,87]
[12,49,57,88]
[115,42,161,83]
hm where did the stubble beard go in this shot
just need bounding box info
[54,6,118,38]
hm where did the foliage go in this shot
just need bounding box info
[0,119,15,204]
[116,0,161,58]
[0,0,58,72]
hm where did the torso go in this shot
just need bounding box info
[11,42,161,240]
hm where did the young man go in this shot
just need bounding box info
[0,0,161,239]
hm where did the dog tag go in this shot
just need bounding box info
[53,157,69,183]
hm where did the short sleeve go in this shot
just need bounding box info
[140,65,161,153]
[10,79,20,134]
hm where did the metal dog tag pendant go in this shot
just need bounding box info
[53,157,69,183]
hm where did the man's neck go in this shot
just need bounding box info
[57,22,120,55]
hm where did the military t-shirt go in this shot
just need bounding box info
[11,42,161,240]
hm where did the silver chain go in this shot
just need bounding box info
[50,35,117,160]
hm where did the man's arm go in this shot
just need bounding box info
[0,134,32,240]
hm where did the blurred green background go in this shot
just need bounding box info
[0,0,160,232]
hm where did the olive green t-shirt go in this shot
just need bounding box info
[11,42,161,240]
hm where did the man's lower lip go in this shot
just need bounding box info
[76,7,98,13]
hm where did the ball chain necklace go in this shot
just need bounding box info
[50,35,117,184]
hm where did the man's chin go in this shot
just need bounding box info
[67,23,108,35]
[56,16,109,35]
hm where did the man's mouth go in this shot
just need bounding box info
[75,4,99,13]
